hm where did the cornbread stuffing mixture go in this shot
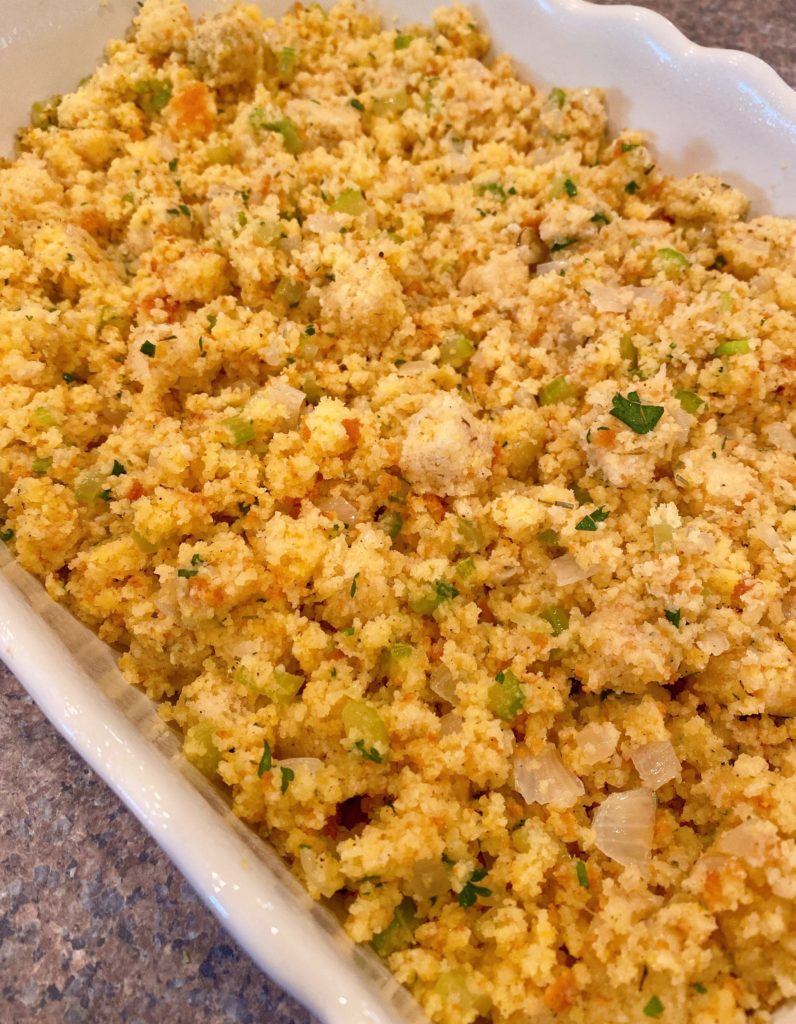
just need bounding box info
[3,0,796,1020]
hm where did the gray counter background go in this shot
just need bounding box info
[2,2,795,1022]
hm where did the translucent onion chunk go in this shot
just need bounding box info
[576,722,620,766]
[513,748,585,809]
[593,788,656,867]
[630,740,681,790]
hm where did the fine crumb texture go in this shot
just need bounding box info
[2,1,796,1022]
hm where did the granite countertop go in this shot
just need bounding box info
[2,3,794,1022]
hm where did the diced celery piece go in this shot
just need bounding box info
[433,970,491,1016]
[619,334,638,369]
[224,416,255,446]
[455,556,476,579]
[33,406,54,428]
[372,90,409,117]
[342,700,389,762]
[75,470,105,503]
[331,188,367,216]
[132,531,158,554]
[372,898,418,957]
[676,389,705,414]
[652,522,674,551]
[277,47,297,83]
[274,278,306,306]
[539,375,574,406]
[487,669,525,721]
[714,338,750,357]
[541,605,569,636]
[438,333,475,369]
[656,246,690,268]
[185,721,221,778]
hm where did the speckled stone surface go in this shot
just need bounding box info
[1,4,794,1023]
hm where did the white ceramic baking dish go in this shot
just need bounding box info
[1,2,795,1022]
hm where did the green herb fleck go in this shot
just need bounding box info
[394,33,413,49]
[110,459,126,477]
[575,860,589,888]
[257,740,272,778]
[177,567,198,579]
[550,237,577,253]
[0,529,14,543]
[475,182,508,202]
[693,983,707,995]
[625,180,639,195]
[564,178,578,197]
[643,995,664,1018]
[354,739,384,763]
[610,391,664,434]
[575,506,609,532]
[32,456,53,476]
[280,766,295,793]
[549,87,566,108]
[140,340,156,358]
[458,868,491,908]
[350,97,365,111]
[621,142,639,153]
[350,572,360,597]
[591,211,610,225]
[664,608,681,628]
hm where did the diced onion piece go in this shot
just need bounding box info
[429,663,458,705]
[630,286,663,308]
[316,494,359,526]
[717,819,772,867]
[630,740,681,790]
[697,629,730,656]
[304,212,341,234]
[576,722,620,765]
[513,748,585,809]
[765,422,796,454]
[410,858,450,900]
[265,379,305,429]
[593,789,656,867]
[752,523,781,550]
[278,756,323,774]
[588,284,629,313]
[439,712,463,736]
[536,260,567,275]
[551,553,595,586]
[395,360,429,377]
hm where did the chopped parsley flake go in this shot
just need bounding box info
[576,860,589,888]
[475,181,508,202]
[354,739,384,763]
[591,211,610,225]
[280,766,295,793]
[394,33,413,49]
[458,868,491,908]
[643,995,664,1018]
[610,391,664,434]
[257,740,272,777]
[350,572,360,597]
[575,506,609,532]
[350,97,365,111]
[563,178,578,197]
[110,459,126,476]
[0,528,14,543]
[177,567,198,579]
[140,340,156,358]
[550,237,577,253]
[625,180,639,194]
[665,608,681,628]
